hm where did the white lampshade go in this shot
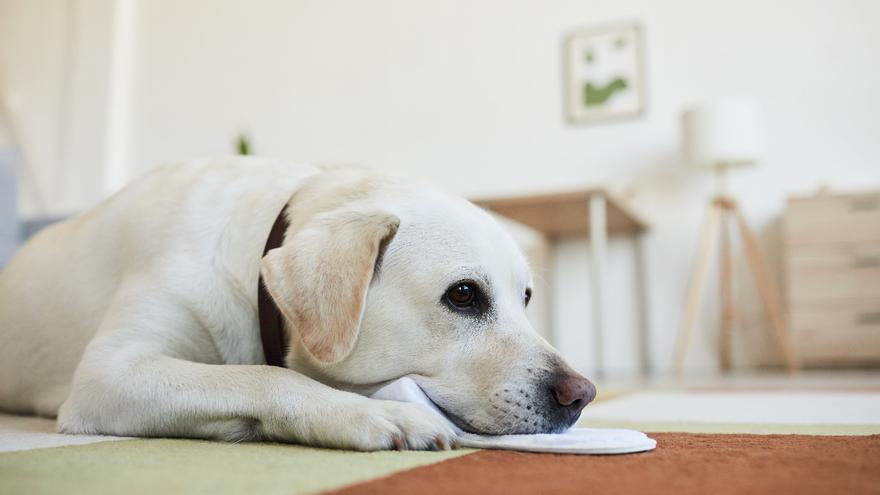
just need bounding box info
[682,99,764,170]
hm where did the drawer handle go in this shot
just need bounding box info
[852,255,880,268]
[850,198,880,211]
[856,312,880,325]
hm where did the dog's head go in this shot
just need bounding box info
[261,167,595,434]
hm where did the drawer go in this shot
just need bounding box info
[786,242,880,304]
[785,193,880,246]
[790,302,880,365]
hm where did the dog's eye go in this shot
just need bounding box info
[446,283,476,308]
[442,280,491,317]
[524,288,532,307]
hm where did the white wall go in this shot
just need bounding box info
[0,0,116,216]
[0,0,68,215]
[3,0,880,377]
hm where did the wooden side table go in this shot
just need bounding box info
[473,189,650,378]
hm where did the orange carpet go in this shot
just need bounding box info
[324,433,880,495]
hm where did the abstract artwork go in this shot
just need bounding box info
[565,23,645,123]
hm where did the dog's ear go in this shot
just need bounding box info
[260,209,399,364]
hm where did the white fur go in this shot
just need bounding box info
[0,157,582,450]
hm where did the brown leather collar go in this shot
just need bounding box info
[258,204,290,367]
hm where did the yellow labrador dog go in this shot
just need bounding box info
[0,158,595,451]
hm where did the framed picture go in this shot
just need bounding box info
[565,23,645,123]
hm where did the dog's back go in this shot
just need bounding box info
[0,192,132,415]
[0,158,317,417]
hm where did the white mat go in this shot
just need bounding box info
[0,414,129,453]
[372,377,656,454]
[580,391,880,425]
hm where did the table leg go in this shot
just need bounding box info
[633,232,651,376]
[588,194,608,378]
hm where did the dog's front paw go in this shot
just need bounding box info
[329,400,458,451]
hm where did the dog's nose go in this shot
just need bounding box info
[551,374,596,417]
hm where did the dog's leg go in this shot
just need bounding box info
[57,291,456,451]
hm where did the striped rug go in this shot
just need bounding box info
[2,387,879,494]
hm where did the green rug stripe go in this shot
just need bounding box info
[579,420,880,436]
[0,438,474,495]
[3,419,878,495]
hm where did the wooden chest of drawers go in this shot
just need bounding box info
[783,191,880,366]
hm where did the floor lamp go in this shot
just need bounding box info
[673,100,799,375]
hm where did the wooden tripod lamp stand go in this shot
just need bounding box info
[673,100,799,375]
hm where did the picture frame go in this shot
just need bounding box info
[565,22,646,123]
